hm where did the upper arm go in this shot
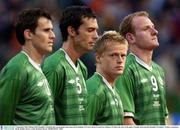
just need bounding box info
[115,69,135,115]
[87,93,102,125]
[43,65,65,98]
[0,67,24,124]
[124,117,136,125]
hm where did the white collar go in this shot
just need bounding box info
[60,48,79,73]
[96,72,115,95]
[21,51,43,73]
[130,53,152,71]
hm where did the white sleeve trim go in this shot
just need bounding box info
[124,112,134,117]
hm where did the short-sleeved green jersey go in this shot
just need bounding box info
[86,72,124,125]
[42,49,88,125]
[0,52,55,125]
[115,53,168,125]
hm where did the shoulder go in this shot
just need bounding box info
[125,54,137,67]
[0,53,28,79]
[42,50,65,72]
[152,61,165,77]
[78,59,87,70]
[152,61,164,71]
[44,50,64,64]
[123,54,136,70]
[86,74,105,96]
[121,54,137,76]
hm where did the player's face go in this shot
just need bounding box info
[99,42,128,80]
[31,17,55,55]
[132,16,159,50]
[74,17,98,54]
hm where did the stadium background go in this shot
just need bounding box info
[0,0,179,125]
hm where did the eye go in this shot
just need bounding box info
[44,28,53,32]
[121,54,126,59]
[110,53,118,58]
[142,26,149,31]
[110,54,115,57]
[88,28,96,32]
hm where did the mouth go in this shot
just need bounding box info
[89,42,95,47]
[48,42,54,46]
[152,37,158,40]
[116,66,124,70]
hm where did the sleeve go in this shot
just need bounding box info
[87,93,102,125]
[0,67,24,124]
[159,65,169,117]
[164,82,169,117]
[115,69,135,117]
[163,70,169,117]
[42,65,65,125]
[43,65,65,98]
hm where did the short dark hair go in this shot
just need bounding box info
[15,8,52,45]
[59,6,96,42]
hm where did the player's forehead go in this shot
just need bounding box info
[132,16,153,28]
[80,17,98,29]
[37,17,53,28]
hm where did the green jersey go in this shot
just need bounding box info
[42,49,88,125]
[115,53,168,125]
[86,73,124,125]
[0,52,55,125]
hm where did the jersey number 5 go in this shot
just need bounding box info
[76,77,82,94]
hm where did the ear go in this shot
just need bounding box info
[24,29,32,40]
[96,53,101,64]
[125,33,135,44]
[67,26,76,37]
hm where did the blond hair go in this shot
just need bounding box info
[119,11,149,37]
[94,30,128,55]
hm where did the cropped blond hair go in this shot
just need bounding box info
[94,30,128,55]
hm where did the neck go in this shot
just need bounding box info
[96,67,115,87]
[22,46,43,64]
[62,41,81,64]
[130,47,153,66]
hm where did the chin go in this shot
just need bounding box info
[45,49,53,54]
[88,46,94,51]
[115,72,123,76]
[153,42,159,47]
[85,48,93,53]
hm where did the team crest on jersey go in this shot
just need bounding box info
[158,77,164,86]
[111,99,119,106]
[114,98,119,106]
[141,78,148,83]
[37,79,51,96]
[68,79,75,84]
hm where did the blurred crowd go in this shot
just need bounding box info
[0,0,180,124]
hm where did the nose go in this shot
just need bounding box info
[94,31,99,40]
[117,55,123,63]
[152,27,158,35]
[50,31,56,39]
